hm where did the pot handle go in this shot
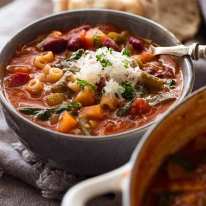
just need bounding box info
[61,163,131,206]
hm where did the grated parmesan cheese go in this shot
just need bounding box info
[75,51,102,84]
[104,79,124,97]
[73,47,141,96]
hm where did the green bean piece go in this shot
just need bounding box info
[139,71,164,91]
[108,32,120,42]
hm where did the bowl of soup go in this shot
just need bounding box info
[0,9,193,175]
[62,86,206,206]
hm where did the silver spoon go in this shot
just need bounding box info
[152,43,206,60]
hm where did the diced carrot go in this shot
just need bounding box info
[80,105,105,120]
[83,28,107,49]
[75,87,96,106]
[57,111,77,133]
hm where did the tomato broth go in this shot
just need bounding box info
[3,24,183,136]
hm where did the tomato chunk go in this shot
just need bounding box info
[130,98,151,115]
[8,72,30,87]
[83,28,107,49]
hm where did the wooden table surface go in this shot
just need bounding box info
[0,1,206,206]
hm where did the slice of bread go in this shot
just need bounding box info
[52,0,69,12]
[52,0,201,41]
[139,0,201,41]
[68,0,144,15]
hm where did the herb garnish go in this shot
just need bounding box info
[122,48,130,57]
[121,82,135,100]
[108,48,113,54]
[76,79,96,91]
[122,59,130,68]
[96,53,112,68]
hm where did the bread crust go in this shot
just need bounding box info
[53,0,201,41]
[139,0,201,41]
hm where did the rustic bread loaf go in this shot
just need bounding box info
[139,0,201,41]
[68,0,144,15]
[53,0,201,41]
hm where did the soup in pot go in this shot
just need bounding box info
[145,134,206,206]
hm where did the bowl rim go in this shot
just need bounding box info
[0,9,194,141]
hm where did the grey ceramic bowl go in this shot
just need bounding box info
[0,9,194,175]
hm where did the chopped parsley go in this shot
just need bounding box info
[121,82,135,100]
[76,79,96,91]
[108,48,113,54]
[96,53,112,68]
[122,48,131,57]
[122,59,130,68]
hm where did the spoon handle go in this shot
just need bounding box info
[153,43,206,60]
